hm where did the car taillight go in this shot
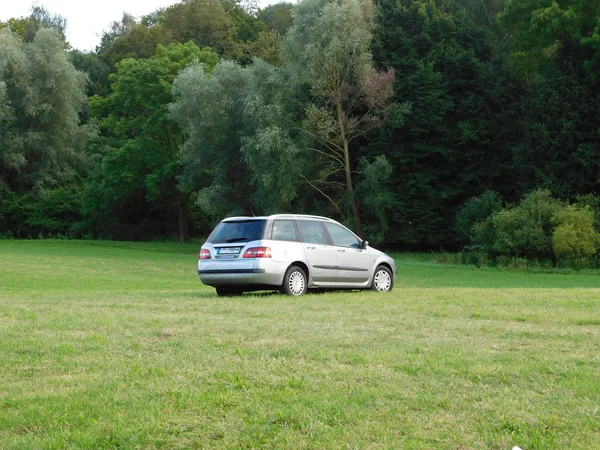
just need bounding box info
[200,249,211,260]
[243,247,272,258]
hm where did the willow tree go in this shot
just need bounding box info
[170,59,306,222]
[0,28,87,194]
[284,0,394,237]
[0,27,88,237]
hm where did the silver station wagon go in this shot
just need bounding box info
[198,214,396,296]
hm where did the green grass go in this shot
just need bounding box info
[1,240,599,449]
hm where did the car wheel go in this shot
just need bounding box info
[216,287,243,297]
[371,265,393,292]
[280,265,308,296]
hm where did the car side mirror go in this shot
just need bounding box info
[361,240,368,249]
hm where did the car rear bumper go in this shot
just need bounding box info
[198,260,286,287]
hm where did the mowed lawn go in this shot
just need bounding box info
[1,241,599,449]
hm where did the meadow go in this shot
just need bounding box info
[0,240,599,449]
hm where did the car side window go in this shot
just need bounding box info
[324,223,360,248]
[271,220,298,241]
[298,220,329,245]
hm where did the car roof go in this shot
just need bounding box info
[222,214,337,223]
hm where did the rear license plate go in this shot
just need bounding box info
[217,247,240,255]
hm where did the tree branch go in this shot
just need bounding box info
[299,173,344,215]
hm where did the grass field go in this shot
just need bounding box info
[1,240,599,449]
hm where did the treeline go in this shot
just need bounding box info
[1,0,600,255]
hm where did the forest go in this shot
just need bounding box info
[1,0,600,266]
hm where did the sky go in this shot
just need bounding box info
[0,0,278,51]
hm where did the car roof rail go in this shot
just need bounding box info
[270,214,335,221]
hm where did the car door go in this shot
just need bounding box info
[297,220,338,284]
[323,222,372,284]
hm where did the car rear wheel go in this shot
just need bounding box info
[371,265,393,292]
[216,287,243,297]
[280,265,307,296]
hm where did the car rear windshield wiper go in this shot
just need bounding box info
[225,237,249,243]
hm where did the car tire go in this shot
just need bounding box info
[216,287,243,297]
[280,265,308,296]
[371,265,393,292]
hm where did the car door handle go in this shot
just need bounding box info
[337,249,345,253]
[306,246,316,250]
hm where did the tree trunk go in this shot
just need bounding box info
[343,140,364,238]
[337,96,364,238]
[177,195,191,243]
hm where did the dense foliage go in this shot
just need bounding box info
[2,0,600,266]
[461,189,600,268]
[170,59,305,224]
[0,27,88,238]
[368,0,524,247]
[83,42,218,241]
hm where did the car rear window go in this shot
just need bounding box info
[207,220,267,244]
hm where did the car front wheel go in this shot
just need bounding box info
[371,265,393,292]
[280,265,308,296]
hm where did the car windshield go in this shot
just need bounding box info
[207,220,266,244]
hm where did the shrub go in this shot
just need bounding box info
[575,194,600,231]
[0,185,83,238]
[455,190,503,246]
[471,216,496,254]
[26,185,84,236]
[552,205,598,267]
[466,189,600,268]
[491,189,563,261]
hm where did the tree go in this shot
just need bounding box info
[0,28,88,194]
[171,58,306,222]
[95,0,284,70]
[239,59,308,211]
[0,28,88,237]
[499,0,600,77]
[70,50,111,97]
[2,6,67,43]
[354,155,400,244]
[367,0,523,247]
[161,0,240,59]
[223,0,267,43]
[96,13,138,55]
[242,30,284,65]
[100,23,174,69]
[512,58,600,198]
[170,61,255,222]
[85,42,219,241]
[285,0,395,237]
[498,0,600,200]
[258,3,294,35]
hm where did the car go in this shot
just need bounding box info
[198,214,397,296]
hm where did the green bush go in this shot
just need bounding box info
[27,185,84,235]
[0,185,83,238]
[455,191,503,246]
[471,216,496,254]
[552,205,598,267]
[491,189,563,261]
[575,194,600,232]
[465,189,600,268]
